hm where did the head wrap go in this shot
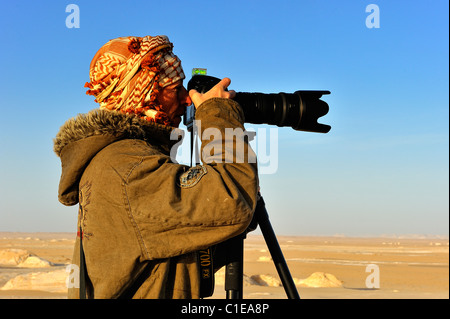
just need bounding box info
[85,35,185,126]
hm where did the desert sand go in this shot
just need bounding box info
[0,232,448,299]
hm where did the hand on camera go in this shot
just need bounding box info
[189,77,236,109]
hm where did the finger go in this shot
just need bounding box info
[217,77,231,90]
[189,89,203,108]
[189,89,199,99]
[228,90,237,99]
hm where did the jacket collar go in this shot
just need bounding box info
[54,109,182,157]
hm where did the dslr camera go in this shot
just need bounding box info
[184,72,331,133]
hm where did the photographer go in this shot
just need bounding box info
[53,35,258,298]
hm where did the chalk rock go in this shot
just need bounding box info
[0,249,54,267]
[296,272,343,288]
[18,255,54,268]
[0,269,68,293]
[250,274,282,287]
[0,249,30,265]
[243,275,258,286]
[214,267,258,286]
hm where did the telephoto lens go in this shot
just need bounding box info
[234,91,330,133]
[186,75,331,133]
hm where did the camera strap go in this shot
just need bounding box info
[197,247,215,298]
[190,120,214,298]
[78,225,88,299]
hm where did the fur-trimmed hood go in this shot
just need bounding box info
[54,109,183,205]
[54,109,182,157]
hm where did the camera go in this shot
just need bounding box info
[184,74,331,133]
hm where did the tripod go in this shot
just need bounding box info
[224,194,300,299]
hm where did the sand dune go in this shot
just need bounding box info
[0,232,448,299]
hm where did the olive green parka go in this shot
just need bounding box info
[54,98,258,298]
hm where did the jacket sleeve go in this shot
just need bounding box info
[125,98,259,260]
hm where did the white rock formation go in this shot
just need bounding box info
[0,249,30,265]
[0,269,68,293]
[250,274,282,287]
[296,272,343,288]
[214,267,343,288]
[0,249,54,268]
[257,256,272,262]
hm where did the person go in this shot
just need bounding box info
[53,35,259,298]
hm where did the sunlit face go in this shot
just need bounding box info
[157,81,192,127]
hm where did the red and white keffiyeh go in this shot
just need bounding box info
[85,35,185,126]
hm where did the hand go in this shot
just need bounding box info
[189,77,237,109]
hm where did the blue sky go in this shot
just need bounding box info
[0,0,448,236]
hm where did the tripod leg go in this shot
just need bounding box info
[256,196,301,299]
[224,235,244,299]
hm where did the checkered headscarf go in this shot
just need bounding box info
[85,35,185,126]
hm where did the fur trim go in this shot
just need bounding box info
[53,109,181,157]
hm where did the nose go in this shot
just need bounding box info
[180,86,192,107]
